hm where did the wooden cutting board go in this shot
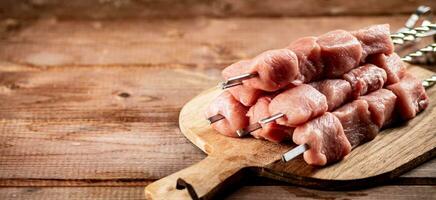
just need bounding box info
[145,65,436,200]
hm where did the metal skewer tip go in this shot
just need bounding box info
[207,114,225,124]
[220,72,258,89]
[236,123,262,137]
[422,75,436,88]
[235,113,285,137]
[282,144,309,162]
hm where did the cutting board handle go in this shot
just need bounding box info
[145,155,247,200]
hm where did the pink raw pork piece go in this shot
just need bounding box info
[352,24,394,62]
[317,30,363,78]
[244,49,300,91]
[368,53,406,85]
[359,89,397,128]
[287,36,324,83]
[222,60,263,106]
[205,91,248,137]
[293,112,351,166]
[269,84,328,127]
[343,64,387,99]
[333,100,379,148]
[387,73,429,120]
[246,96,293,143]
[310,79,352,111]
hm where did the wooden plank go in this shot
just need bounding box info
[0,187,144,200]
[228,186,436,200]
[0,16,425,67]
[0,64,215,180]
[0,186,435,200]
[0,0,434,19]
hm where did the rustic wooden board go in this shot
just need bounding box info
[145,65,436,199]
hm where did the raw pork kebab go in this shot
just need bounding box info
[205,24,432,166]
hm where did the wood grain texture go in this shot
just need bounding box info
[0,16,423,67]
[0,0,434,19]
[0,64,215,180]
[1,185,436,200]
[0,15,435,199]
[228,185,436,200]
[146,65,436,199]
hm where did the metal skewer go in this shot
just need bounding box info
[220,72,258,89]
[236,113,284,137]
[207,114,225,124]
[282,49,436,163]
[401,43,436,64]
[397,5,432,33]
[391,23,436,45]
[220,24,435,89]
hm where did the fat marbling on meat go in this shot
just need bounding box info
[343,64,387,99]
[368,53,406,85]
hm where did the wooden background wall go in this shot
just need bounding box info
[0,0,435,19]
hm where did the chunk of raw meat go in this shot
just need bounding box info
[317,30,363,78]
[205,91,249,137]
[387,73,429,120]
[343,64,387,99]
[222,60,263,106]
[352,24,394,62]
[359,89,397,127]
[246,96,293,143]
[368,53,406,85]
[310,79,352,111]
[269,84,328,127]
[287,37,324,83]
[333,100,379,148]
[293,112,351,166]
[244,49,300,91]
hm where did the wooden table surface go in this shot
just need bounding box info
[0,12,435,199]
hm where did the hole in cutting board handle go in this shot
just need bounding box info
[176,178,200,200]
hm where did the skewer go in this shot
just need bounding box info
[397,5,432,33]
[220,24,436,89]
[401,43,436,63]
[207,114,225,124]
[236,113,284,137]
[220,72,258,89]
[282,73,436,162]
[282,47,436,162]
[391,23,436,45]
[211,43,436,128]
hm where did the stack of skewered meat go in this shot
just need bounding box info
[205,24,435,166]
